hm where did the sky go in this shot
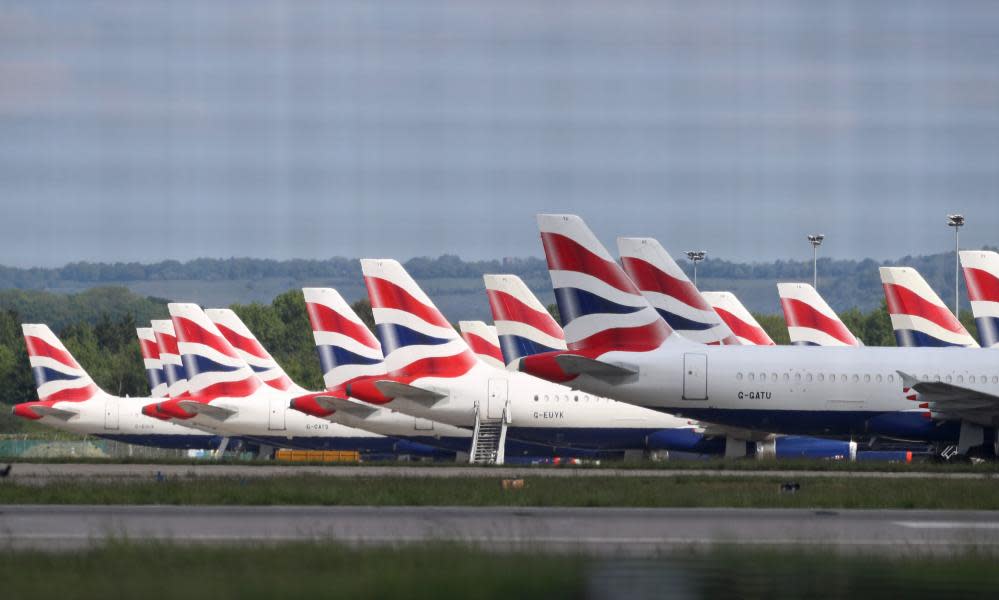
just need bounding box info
[2,1,999,267]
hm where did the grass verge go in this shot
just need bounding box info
[3,474,999,509]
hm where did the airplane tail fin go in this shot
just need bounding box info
[302,287,387,390]
[959,250,999,348]
[168,303,263,397]
[361,259,477,378]
[879,267,978,348]
[458,321,505,368]
[22,324,102,402]
[151,320,189,398]
[701,292,776,346]
[777,283,859,347]
[137,327,168,397]
[617,237,737,345]
[205,308,303,393]
[537,214,671,353]
[483,273,567,364]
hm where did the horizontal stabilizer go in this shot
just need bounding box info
[896,370,999,421]
[31,405,79,420]
[315,395,379,419]
[374,380,446,404]
[176,400,237,421]
[554,354,637,378]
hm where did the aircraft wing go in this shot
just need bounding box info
[374,381,447,405]
[897,371,999,424]
[315,395,379,419]
[176,400,238,421]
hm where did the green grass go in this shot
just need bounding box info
[4,475,999,509]
[0,541,585,600]
[1,542,997,599]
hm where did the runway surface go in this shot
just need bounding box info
[2,505,997,554]
[5,462,996,483]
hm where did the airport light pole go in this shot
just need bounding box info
[685,251,706,287]
[807,234,824,290]
[948,214,965,319]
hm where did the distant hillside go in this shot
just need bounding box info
[0,251,987,320]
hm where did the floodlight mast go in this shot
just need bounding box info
[807,234,825,290]
[947,214,965,319]
[685,250,706,287]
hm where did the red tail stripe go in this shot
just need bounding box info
[154,331,180,355]
[305,301,380,349]
[541,232,640,295]
[569,320,669,352]
[963,267,999,303]
[882,283,966,334]
[486,289,564,340]
[172,316,240,359]
[194,377,261,399]
[365,276,452,329]
[462,331,504,362]
[780,298,857,346]
[138,338,161,361]
[24,335,79,369]
[39,383,98,403]
[214,323,269,360]
[713,308,775,346]
[389,352,477,380]
[621,256,712,311]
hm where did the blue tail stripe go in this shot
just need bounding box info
[145,368,166,389]
[31,366,80,386]
[315,344,382,373]
[893,329,964,348]
[653,308,714,332]
[163,362,186,386]
[554,287,643,323]
[181,354,242,377]
[975,316,999,347]
[375,323,451,354]
[498,334,560,363]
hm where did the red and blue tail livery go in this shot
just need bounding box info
[137,327,168,397]
[169,303,263,397]
[537,214,671,352]
[483,273,568,363]
[458,321,505,368]
[701,291,776,346]
[880,267,978,348]
[303,287,387,389]
[960,250,999,348]
[361,259,476,379]
[151,319,189,398]
[618,237,737,346]
[206,308,303,393]
[23,324,100,403]
[778,283,859,347]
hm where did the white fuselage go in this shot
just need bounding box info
[567,339,995,440]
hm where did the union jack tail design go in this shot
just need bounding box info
[151,320,189,398]
[361,259,477,378]
[618,237,738,345]
[537,214,671,352]
[960,250,999,348]
[701,292,776,346]
[205,308,304,393]
[22,324,102,403]
[483,273,567,363]
[458,321,505,368]
[302,287,387,389]
[879,267,978,348]
[169,303,263,397]
[777,283,860,347]
[137,327,168,397]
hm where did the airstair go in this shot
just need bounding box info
[469,401,510,465]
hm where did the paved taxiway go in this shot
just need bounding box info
[2,506,997,554]
[5,463,996,483]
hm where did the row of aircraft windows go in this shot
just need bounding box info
[735,372,999,385]
[533,394,601,403]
